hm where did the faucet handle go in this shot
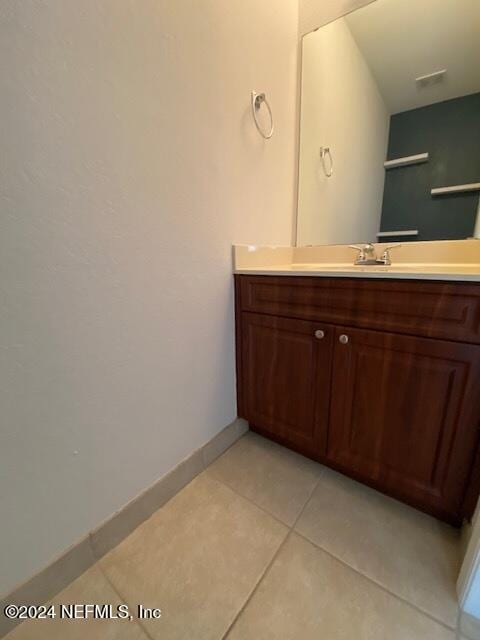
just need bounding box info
[348,243,376,264]
[380,244,402,265]
[348,243,374,251]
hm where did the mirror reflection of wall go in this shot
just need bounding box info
[297,0,480,246]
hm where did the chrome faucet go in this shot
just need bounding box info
[348,243,402,266]
[348,243,378,265]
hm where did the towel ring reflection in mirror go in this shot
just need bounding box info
[251,91,274,139]
[320,146,333,178]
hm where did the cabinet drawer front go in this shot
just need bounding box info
[327,326,480,522]
[237,275,480,344]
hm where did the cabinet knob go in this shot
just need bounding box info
[339,334,349,344]
[315,329,325,340]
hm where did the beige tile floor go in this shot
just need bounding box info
[6,431,467,640]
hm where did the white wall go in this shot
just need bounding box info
[296,17,389,246]
[299,0,375,35]
[0,0,298,596]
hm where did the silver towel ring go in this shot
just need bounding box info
[251,91,274,139]
[320,146,333,178]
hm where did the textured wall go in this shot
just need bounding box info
[0,0,298,595]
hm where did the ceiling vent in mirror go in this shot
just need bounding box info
[415,69,447,88]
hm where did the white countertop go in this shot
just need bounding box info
[233,242,480,282]
[234,263,480,281]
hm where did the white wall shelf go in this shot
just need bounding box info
[377,230,419,238]
[431,183,480,196]
[384,153,429,169]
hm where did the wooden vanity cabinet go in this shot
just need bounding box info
[235,275,480,525]
[328,325,480,524]
[241,313,333,458]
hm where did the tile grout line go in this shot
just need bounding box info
[88,462,292,640]
[291,469,324,529]
[97,562,156,640]
[220,532,291,640]
[89,538,157,640]
[206,465,323,530]
[205,469,296,528]
[209,464,459,635]
[81,438,458,639]
[86,445,298,640]
[293,528,459,634]
[219,467,325,639]
[84,435,219,637]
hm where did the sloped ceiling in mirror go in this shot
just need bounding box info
[345,0,480,113]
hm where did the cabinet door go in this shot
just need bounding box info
[328,326,480,523]
[242,313,333,458]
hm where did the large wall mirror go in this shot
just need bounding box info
[296,0,480,246]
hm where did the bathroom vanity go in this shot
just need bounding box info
[236,0,480,527]
[234,266,480,526]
